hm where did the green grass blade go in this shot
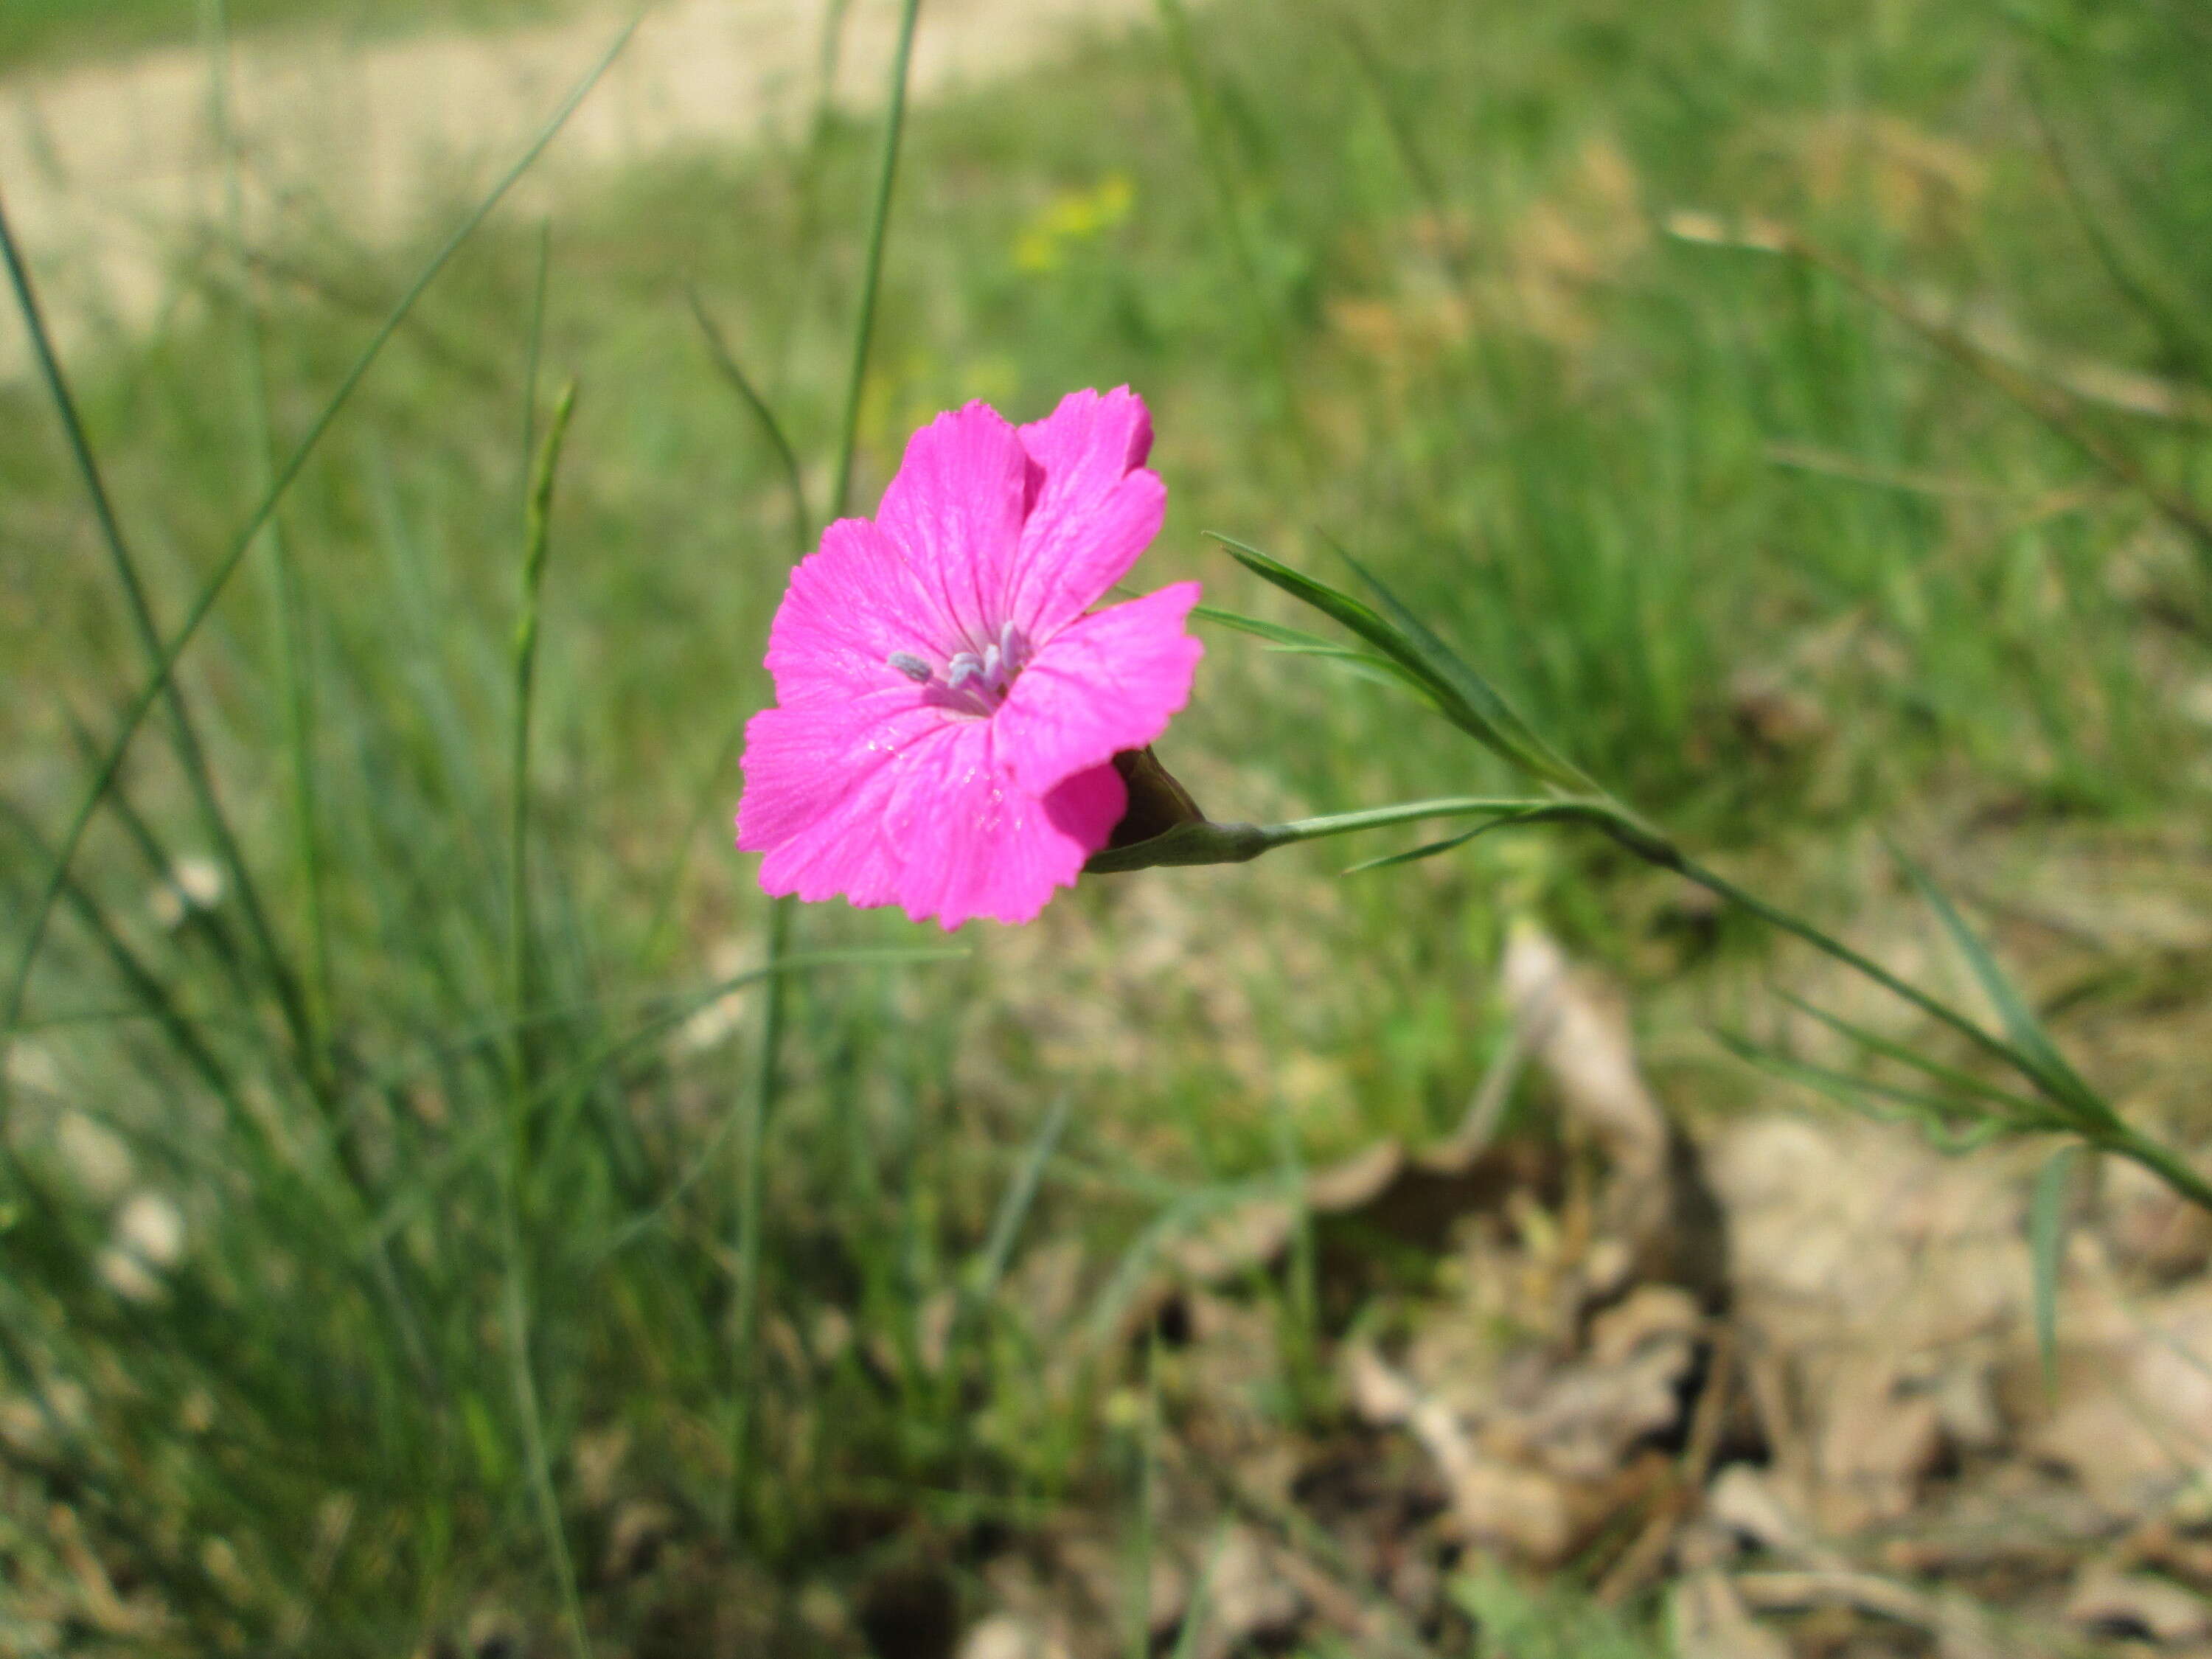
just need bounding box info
[2029,1146,2076,1395]
[967,1091,1073,1307]
[1775,991,2055,1124]
[520,219,552,516]
[687,289,812,561]
[1189,602,1353,651]
[1714,1028,2012,1152]
[501,369,589,1659]
[1338,811,1561,874]
[204,0,332,1070]
[1669,852,2032,1079]
[1333,10,1471,293]
[59,708,253,1000]
[1168,1521,1234,1659]
[1208,532,1604,794]
[636,292,815,964]
[0,801,265,1157]
[510,378,577,1051]
[1893,850,2107,1124]
[1209,533,1407,663]
[1331,539,1603,796]
[826,0,923,521]
[733,0,923,1540]
[1192,599,1441,699]
[1,13,639,1045]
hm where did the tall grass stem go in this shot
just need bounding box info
[732,0,924,1538]
[504,377,589,1658]
[203,0,335,1079]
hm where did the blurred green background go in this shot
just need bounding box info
[4,0,2210,1652]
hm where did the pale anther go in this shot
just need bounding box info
[887,651,933,682]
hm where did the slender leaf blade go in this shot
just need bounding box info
[1332,539,1601,794]
[1776,991,2056,1126]
[1340,804,1577,874]
[1894,851,2107,1124]
[2030,1146,2076,1395]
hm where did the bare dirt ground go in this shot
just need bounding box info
[0,0,1154,377]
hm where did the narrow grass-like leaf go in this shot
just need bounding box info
[60,709,252,1001]
[1168,1521,1234,1659]
[1775,991,2056,1127]
[1340,824,1492,874]
[206,0,333,1067]
[1084,1178,1279,1348]
[1210,532,1604,795]
[1776,228,2212,563]
[638,292,815,965]
[1190,602,1358,651]
[1211,533,1405,661]
[500,366,588,1659]
[1893,850,2107,1125]
[1669,851,2033,1077]
[687,290,811,560]
[1714,1029,2011,1153]
[1338,803,1616,874]
[1192,599,1439,698]
[0,801,276,1165]
[2029,1146,2076,1394]
[1332,539,1603,795]
[967,1092,1074,1307]
[734,0,923,1539]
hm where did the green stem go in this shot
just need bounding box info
[1085,797,1551,873]
[1660,849,2036,1085]
[731,0,923,1540]
[505,380,588,1659]
[204,0,334,1084]
[826,0,923,519]
[2107,1127,2212,1216]
[1103,788,2212,1213]
[636,296,815,970]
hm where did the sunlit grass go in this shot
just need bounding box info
[3,0,2210,1647]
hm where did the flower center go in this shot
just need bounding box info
[887,620,1032,717]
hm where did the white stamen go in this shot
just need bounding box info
[887,651,933,682]
[946,652,984,690]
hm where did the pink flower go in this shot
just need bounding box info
[736,389,1203,928]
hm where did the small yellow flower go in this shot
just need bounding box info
[1012,173,1135,274]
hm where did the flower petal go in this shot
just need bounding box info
[880,730,1126,927]
[737,692,944,908]
[1009,387,1168,639]
[874,401,1033,658]
[737,697,1127,928]
[992,582,1203,795]
[765,516,952,709]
